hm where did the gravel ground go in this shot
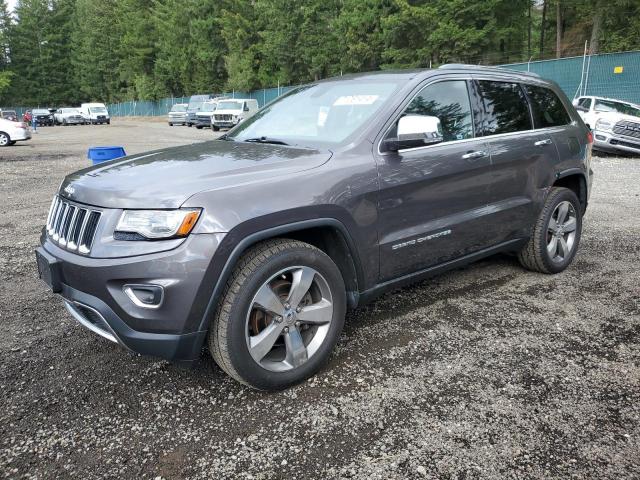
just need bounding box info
[0,120,639,479]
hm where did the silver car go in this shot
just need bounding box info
[168,103,188,126]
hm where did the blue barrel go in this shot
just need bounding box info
[87,146,126,164]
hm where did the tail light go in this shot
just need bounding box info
[586,130,593,145]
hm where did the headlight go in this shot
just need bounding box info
[595,118,613,131]
[115,209,201,239]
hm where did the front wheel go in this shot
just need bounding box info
[209,239,346,390]
[518,187,582,274]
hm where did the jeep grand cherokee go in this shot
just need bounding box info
[36,65,593,390]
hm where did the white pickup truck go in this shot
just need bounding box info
[574,96,640,155]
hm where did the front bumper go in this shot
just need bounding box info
[36,231,225,362]
[168,116,186,124]
[212,121,238,128]
[194,117,212,127]
[593,130,640,155]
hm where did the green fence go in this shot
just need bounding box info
[502,50,640,105]
[4,50,640,116]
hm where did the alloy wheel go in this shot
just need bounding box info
[245,266,333,372]
[0,133,9,146]
[547,200,577,262]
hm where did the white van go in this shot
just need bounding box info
[211,99,258,131]
[80,103,110,125]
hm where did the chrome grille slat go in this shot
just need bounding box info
[613,120,640,140]
[45,196,101,254]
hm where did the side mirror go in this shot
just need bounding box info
[243,105,250,112]
[383,115,443,152]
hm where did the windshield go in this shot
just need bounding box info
[202,103,216,112]
[228,81,401,146]
[33,109,49,114]
[594,99,640,117]
[90,107,107,113]
[188,102,204,112]
[217,101,243,110]
[171,104,187,112]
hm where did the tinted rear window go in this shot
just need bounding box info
[524,85,571,128]
[477,81,532,135]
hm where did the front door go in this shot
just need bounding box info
[375,79,496,281]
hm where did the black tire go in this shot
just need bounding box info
[196,125,203,129]
[212,125,220,131]
[0,131,10,147]
[209,239,346,390]
[168,122,173,126]
[518,187,582,274]
[63,120,67,126]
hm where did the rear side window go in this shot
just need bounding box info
[477,81,532,135]
[524,85,571,128]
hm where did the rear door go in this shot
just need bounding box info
[474,79,560,242]
[375,78,496,281]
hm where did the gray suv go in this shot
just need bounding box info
[36,65,593,390]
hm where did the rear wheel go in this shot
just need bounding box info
[518,187,582,274]
[209,239,346,390]
[0,132,10,146]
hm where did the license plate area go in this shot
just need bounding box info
[35,248,62,293]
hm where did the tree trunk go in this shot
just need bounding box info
[556,0,562,58]
[528,2,532,58]
[539,0,547,56]
[589,1,603,54]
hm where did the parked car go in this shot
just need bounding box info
[573,95,640,155]
[32,108,55,126]
[194,99,227,129]
[211,99,259,130]
[0,109,18,122]
[36,65,593,390]
[55,108,88,126]
[80,103,110,125]
[168,103,188,126]
[185,94,214,127]
[0,117,31,146]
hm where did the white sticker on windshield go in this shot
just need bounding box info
[333,95,379,106]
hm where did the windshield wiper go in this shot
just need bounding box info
[243,136,289,146]
[219,134,235,141]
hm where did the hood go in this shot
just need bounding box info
[196,111,215,117]
[594,111,640,125]
[214,109,242,115]
[60,140,332,209]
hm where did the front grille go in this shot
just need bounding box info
[613,120,640,139]
[46,196,101,254]
[214,114,232,121]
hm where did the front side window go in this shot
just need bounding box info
[523,85,571,128]
[594,99,640,118]
[477,81,532,135]
[401,80,474,144]
[202,103,216,112]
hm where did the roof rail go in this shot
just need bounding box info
[438,63,540,78]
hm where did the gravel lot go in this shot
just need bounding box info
[1,120,639,479]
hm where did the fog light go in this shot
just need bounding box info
[123,284,164,309]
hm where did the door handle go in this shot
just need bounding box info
[462,150,487,160]
[534,139,553,146]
